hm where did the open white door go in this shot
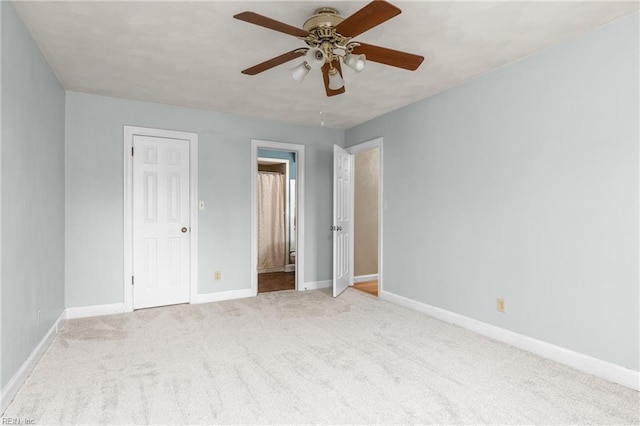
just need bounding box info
[333,145,353,297]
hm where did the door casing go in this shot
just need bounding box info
[124,126,199,312]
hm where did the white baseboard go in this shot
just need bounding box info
[354,274,378,283]
[195,289,254,304]
[66,290,256,316]
[65,303,125,319]
[1,310,66,414]
[380,290,640,391]
[301,280,332,290]
[258,266,285,273]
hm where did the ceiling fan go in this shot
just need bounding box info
[234,0,424,97]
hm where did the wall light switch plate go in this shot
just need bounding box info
[199,201,205,210]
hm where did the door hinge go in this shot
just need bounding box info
[131,147,134,156]
[131,275,134,285]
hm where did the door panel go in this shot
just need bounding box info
[333,145,352,297]
[133,135,190,309]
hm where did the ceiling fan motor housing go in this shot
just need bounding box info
[303,8,352,63]
[303,8,345,32]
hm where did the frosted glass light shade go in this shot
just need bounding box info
[291,62,311,82]
[306,48,326,70]
[328,69,344,90]
[344,53,366,72]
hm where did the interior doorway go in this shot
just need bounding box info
[352,146,380,297]
[251,140,305,296]
[331,138,382,299]
[257,154,295,292]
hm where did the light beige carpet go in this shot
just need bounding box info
[3,288,639,425]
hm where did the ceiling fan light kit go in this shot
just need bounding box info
[327,67,345,90]
[234,0,424,97]
[291,62,311,82]
[344,53,366,72]
[305,47,327,69]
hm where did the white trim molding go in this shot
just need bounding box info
[380,290,640,391]
[1,311,66,414]
[194,289,254,304]
[123,126,199,313]
[301,280,332,290]
[66,303,125,319]
[251,140,305,297]
[354,274,378,283]
[258,266,286,274]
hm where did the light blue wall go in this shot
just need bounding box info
[346,14,639,370]
[258,149,296,179]
[2,1,636,388]
[0,0,3,389]
[65,92,343,307]
[0,2,65,388]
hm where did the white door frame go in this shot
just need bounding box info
[251,139,305,296]
[123,126,199,312]
[347,137,383,295]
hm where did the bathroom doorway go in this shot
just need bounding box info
[250,140,305,295]
[257,153,295,292]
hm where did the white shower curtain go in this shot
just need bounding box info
[257,172,286,272]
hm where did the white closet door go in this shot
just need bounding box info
[133,135,190,309]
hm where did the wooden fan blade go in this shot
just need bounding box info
[335,0,401,38]
[241,50,305,75]
[234,11,309,38]
[352,42,424,71]
[321,61,346,97]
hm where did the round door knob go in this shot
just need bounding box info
[181,227,188,233]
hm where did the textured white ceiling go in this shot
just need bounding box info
[12,1,639,129]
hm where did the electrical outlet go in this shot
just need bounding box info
[214,270,221,281]
[497,298,505,313]
[199,200,205,210]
